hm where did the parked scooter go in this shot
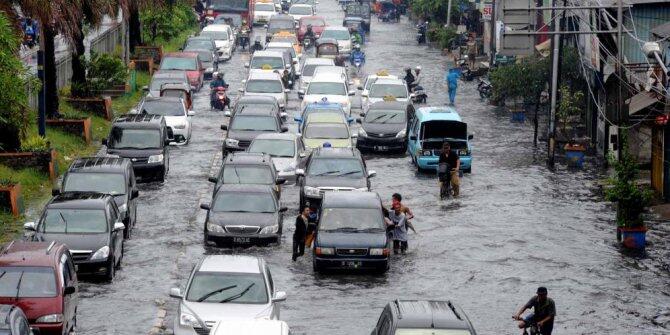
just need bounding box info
[477,78,492,100]
[411,85,427,104]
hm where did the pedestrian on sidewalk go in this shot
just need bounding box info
[389,204,408,254]
[444,68,459,106]
[292,205,310,261]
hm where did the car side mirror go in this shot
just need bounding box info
[131,189,140,199]
[23,222,36,231]
[101,138,108,146]
[276,178,287,185]
[114,222,125,231]
[368,170,377,178]
[272,291,287,302]
[281,125,289,133]
[187,110,196,116]
[409,135,417,141]
[63,286,76,295]
[468,134,474,140]
[51,188,61,196]
[169,287,183,299]
[279,207,288,213]
[220,124,228,130]
[200,202,211,210]
[295,168,305,176]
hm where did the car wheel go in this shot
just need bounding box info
[105,258,115,281]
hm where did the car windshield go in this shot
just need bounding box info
[308,158,363,177]
[0,267,57,298]
[370,84,408,98]
[108,128,161,149]
[269,20,296,31]
[256,3,275,11]
[246,80,283,93]
[140,100,185,116]
[213,192,276,213]
[307,82,346,95]
[222,165,274,184]
[302,18,325,26]
[201,30,229,41]
[249,139,295,157]
[290,6,312,14]
[186,272,268,303]
[251,56,284,70]
[42,208,108,234]
[365,109,406,124]
[185,40,213,50]
[304,124,349,139]
[150,78,185,91]
[395,330,472,335]
[320,208,383,231]
[161,57,197,71]
[63,173,126,195]
[230,115,278,131]
[322,29,350,40]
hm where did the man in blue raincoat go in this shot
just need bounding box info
[445,68,459,106]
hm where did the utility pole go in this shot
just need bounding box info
[447,0,453,27]
[547,0,562,167]
[616,0,624,161]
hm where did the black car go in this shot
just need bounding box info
[371,300,477,335]
[0,305,33,335]
[221,109,288,154]
[296,147,376,207]
[312,191,389,273]
[356,101,413,153]
[229,95,282,118]
[24,192,125,280]
[208,152,285,197]
[56,157,139,238]
[200,184,288,247]
[103,114,172,182]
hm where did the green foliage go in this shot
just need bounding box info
[71,53,127,98]
[557,85,584,138]
[141,2,197,43]
[20,135,49,152]
[490,55,549,106]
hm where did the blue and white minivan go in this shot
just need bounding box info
[407,106,473,172]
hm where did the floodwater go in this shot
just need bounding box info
[72,1,670,334]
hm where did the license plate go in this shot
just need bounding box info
[375,146,388,151]
[342,261,361,268]
[233,237,250,243]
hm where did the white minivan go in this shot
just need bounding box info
[201,24,235,60]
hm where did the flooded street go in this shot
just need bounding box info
[74,1,670,334]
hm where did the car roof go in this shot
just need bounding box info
[393,300,473,330]
[113,114,165,128]
[198,255,262,274]
[225,152,273,165]
[68,157,131,173]
[253,133,299,141]
[237,95,279,104]
[368,101,408,110]
[415,106,463,122]
[48,192,113,209]
[322,191,380,208]
[306,113,346,123]
[202,24,231,32]
[0,241,65,268]
[248,71,283,80]
[313,147,360,158]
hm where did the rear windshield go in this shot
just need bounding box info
[63,172,126,195]
[161,57,197,71]
[0,267,57,298]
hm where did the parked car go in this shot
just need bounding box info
[407,106,473,173]
[312,191,389,273]
[229,95,282,118]
[0,304,34,335]
[103,114,172,182]
[132,96,195,145]
[169,255,287,335]
[209,319,290,335]
[319,26,352,54]
[248,133,306,183]
[146,70,190,97]
[298,57,334,91]
[0,241,78,335]
[56,157,139,238]
[296,147,375,207]
[159,52,205,92]
[24,192,125,280]
[201,24,236,60]
[239,71,290,111]
[288,4,315,22]
[301,113,356,149]
[362,77,409,112]
[371,300,477,335]
[208,152,285,196]
[222,108,288,154]
[298,16,326,41]
[201,184,287,246]
[356,101,413,153]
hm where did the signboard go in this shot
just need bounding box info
[482,3,493,21]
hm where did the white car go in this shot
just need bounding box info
[248,133,306,183]
[320,26,352,54]
[362,77,409,112]
[240,71,290,110]
[300,73,355,115]
[298,58,334,91]
[131,96,194,144]
[254,1,278,25]
[170,255,287,335]
[209,319,290,335]
[201,25,235,60]
[288,4,315,22]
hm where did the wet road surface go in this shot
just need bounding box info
[73,1,670,334]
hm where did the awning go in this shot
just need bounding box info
[627,91,661,116]
[651,22,670,39]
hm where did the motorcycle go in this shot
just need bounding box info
[477,78,492,100]
[411,85,427,104]
[210,86,229,111]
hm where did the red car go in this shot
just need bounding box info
[0,241,78,335]
[159,52,205,92]
[298,16,327,41]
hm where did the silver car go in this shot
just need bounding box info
[248,133,306,184]
[170,255,287,335]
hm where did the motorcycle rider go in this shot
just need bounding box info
[349,44,365,67]
[404,67,416,91]
[209,72,230,109]
[513,287,556,335]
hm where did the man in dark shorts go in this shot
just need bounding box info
[513,287,556,335]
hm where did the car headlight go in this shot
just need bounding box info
[304,186,321,197]
[396,129,406,138]
[421,150,432,156]
[148,154,164,163]
[259,224,279,234]
[369,248,390,256]
[225,138,240,147]
[358,128,367,137]
[173,123,186,130]
[36,314,63,323]
[90,246,110,260]
[179,305,201,328]
[315,247,334,255]
[207,223,225,233]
